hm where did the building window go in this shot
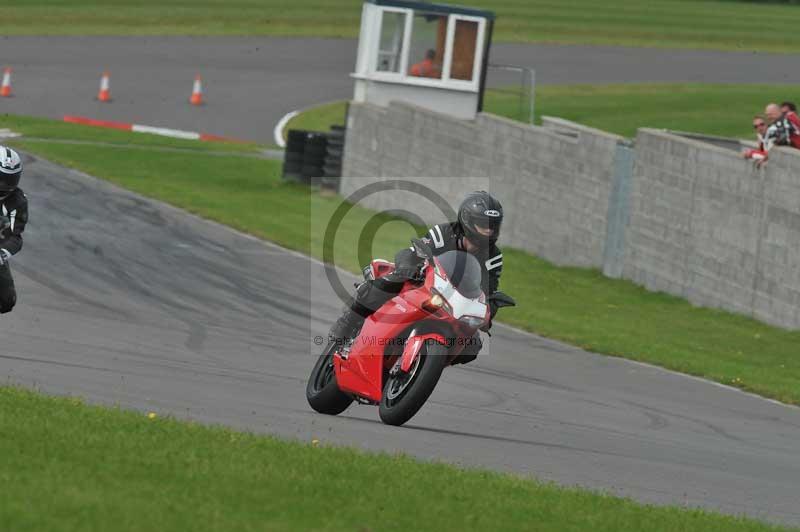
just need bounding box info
[376,11,407,73]
[407,13,447,80]
[450,19,479,81]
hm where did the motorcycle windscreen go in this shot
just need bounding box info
[435,250,482,298]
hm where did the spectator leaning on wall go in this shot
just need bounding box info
[742,115,770,161]
[765,102,800,150]
[781,101,800,134]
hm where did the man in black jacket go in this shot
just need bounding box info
[329,191,504,364]
[0,146,29,314]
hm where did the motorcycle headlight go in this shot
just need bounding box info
[422,290,451,314]
[459,315,485,329]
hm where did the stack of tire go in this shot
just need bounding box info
[322,125,345,191]
[282,130,306,182]
[282,130,327,185]
[283,126,345,189]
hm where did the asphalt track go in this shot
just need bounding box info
[3,153,800,526]
[3,37,800,141]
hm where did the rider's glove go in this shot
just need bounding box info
[480,298,501,335]
[0,249,11,265]
[489,299,500,320]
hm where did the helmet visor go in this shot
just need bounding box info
[0,172,20,192]
[474,219,501,238]
[465,211,502,241]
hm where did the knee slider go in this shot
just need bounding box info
[0,293,16,313]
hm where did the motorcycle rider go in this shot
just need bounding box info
[329,191,504,365]
[0,146,28,314]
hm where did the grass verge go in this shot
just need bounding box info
[3,0,800,53]
[0,114,266,153]
[7,125,799,405]
[1,385,794,532]
[286,84,800,140]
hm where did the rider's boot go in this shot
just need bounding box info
[328,308,365,345]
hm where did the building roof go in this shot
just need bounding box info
[366,0,496,20]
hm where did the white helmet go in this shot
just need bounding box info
[0,145,22,193]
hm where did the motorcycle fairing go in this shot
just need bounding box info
[400,331,447,373]
[335,280,431,402]
[334,261,477,403]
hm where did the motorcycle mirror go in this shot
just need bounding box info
[411,238,433,260]
[488,291,516,308]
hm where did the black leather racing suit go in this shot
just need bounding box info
[347,222,503,363]
[0,188,28,313]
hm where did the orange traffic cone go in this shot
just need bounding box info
[189,75,204,106]
[1,68,12,98]
[97,71,111,102]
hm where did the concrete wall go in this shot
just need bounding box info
[757,148,800,327]
[343,101,622,268]
[626,129,800,329]
[341,101,800,329]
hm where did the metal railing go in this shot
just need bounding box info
[486,63,535,125]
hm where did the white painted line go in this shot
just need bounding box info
[487,319,800,412]
[132,124,200,140]
[621,358,800,410]
[273,110,299,148]
[0,128,21,139]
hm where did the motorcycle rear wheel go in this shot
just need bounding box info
[306,343,353,415]
[379,342,448,426]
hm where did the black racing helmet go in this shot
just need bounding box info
[0,146,22,193]
[458,191,503,247]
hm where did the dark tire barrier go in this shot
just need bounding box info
[304,132,328,186]
[282,129,308,182]
[322,125,345,191]
[283,124,345,190]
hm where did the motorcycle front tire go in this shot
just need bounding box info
[379,341,448,426]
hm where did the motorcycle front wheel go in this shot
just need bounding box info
[306,342,353,415]
[378,341,448,426]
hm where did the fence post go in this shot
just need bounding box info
[528,68,535,125]
[602,141,635,278]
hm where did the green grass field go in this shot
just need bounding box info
[0,114,266,153]
[4,0,800,52]
[6,116,799,405]
[2,386,794,532]
[285,84,800,140]
[285,101,349,138]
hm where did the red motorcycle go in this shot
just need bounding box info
[306,239,515,426]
